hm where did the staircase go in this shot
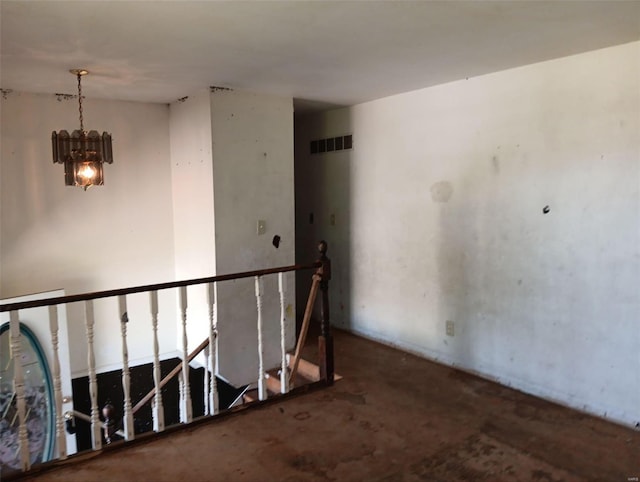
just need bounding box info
[244,355,342,403]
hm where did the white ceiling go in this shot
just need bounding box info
[1,1,639,111]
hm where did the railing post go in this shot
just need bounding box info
[207,282,219,415]
[203,347,210,415]
[10,310,30,471]
[102,403,117,445]
[118,295,134,441]
[255,275,267,401]
[48,305,67,460]
[278,272,289,394]
[84,300,102,450]
[178,286,193,424]
[317,240,334,385]
[149,290,165,432]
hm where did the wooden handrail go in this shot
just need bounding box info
[65,410,125,439]
[290,240,333,386]
[0,262,320,312]
[317,241,334,385]
[132,337,210,415]
[289,274,320,384]
[65,409,91,424]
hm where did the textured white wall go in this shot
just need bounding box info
[0,93,178,374]
[296,42,640,427]
[1,88,296,392]
[211,89,296,386]
[168,91,217,360]
[169,90,216,281]
[167,89,296,385]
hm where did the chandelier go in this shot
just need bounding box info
[52,69,113,190]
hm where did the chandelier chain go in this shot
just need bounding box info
[77,72,84,132]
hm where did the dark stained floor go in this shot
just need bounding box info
[21,330,640,482]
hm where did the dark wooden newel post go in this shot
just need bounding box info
[317,240,334,385]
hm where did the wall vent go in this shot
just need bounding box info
[310,135,353,155]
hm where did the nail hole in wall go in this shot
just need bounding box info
[543,205,550,214]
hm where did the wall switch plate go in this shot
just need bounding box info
[257,220,266,235]
[446,320,455,337]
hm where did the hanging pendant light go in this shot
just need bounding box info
[52,69,113,190]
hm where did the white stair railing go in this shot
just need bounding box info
[0,242,332,475]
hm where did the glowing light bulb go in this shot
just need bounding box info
[77,164,96,181]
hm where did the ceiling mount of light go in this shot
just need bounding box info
[52,69,113,190]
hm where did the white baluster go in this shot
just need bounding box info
[48,305,67,460]
[118,295,134,441]
[178,372,185,421]
[207,282,218,415]
[255,276,267,401]
[203,347,210,416]
[278,273,289,394]
[84,300,102,450]
[10,310,30,471]
[179,287,192,423]
[149,291,165,432]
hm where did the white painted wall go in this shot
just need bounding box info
[0,92,178,375]
[210,90,296,386]
[1,87,296,393]
[167,89,296,385]
[170,91,216,281]
[169,91,216,362]
[295,42,640,427]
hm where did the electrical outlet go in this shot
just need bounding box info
[257,220,266,235]
[446,320,455,337]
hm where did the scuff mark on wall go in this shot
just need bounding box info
[492,155,500,174]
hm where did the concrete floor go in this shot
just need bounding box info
[21,330,640,481]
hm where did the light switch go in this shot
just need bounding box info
[257,220,266,235]
[446,320,455,337]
